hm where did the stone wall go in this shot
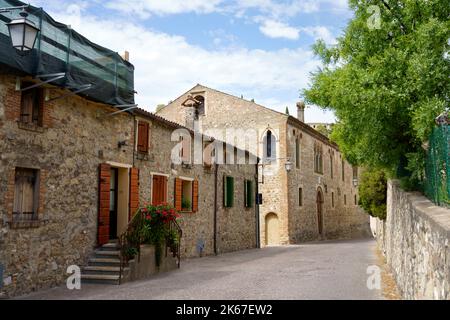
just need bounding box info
[376,180,450,300]
[134,112,257,259]
[0,74,135,297]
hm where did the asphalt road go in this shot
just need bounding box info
[20,238,385,300]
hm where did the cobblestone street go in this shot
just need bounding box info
[19,238,388,300]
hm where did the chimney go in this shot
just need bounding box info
[121,51,130,62]
[297,101,305,122]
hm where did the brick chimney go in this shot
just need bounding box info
[297,101,305,122]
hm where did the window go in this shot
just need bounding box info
[295,137,301,169]
[20,85,43,126]
[332,192,335,208]
[354,195,358,206]
[244,180,254,208]
[179,135,191,163]
[342,160,345,182]
[13,168,39,221]
[314,143,323,174]
[299,188,303,207]
[152,175,168,206]
[224,176,235,208]
[263,130,277,162]
[194,95,205,118]
[137,121,149,153]
[344,195,347,206]
[175,178,198,212]
[330,154,334,179]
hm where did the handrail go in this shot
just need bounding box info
[118,211,144,284]
[166,219,183,268]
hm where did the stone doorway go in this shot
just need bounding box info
[317,188,324,235]
[265,213,280,246]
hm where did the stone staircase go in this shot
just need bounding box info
[81,241,130,285]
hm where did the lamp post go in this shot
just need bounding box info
[1,5,40,54]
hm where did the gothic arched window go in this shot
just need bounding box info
[263,130,277,161]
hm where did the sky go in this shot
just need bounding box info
[27,0,354,123]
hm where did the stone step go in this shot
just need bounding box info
[88,258,121,266]
[82,266,127,275]
[94,250,120,258]
[100,243,121,251]
[81,274,120,285]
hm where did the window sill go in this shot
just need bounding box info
[8,219,49,230]
[17,121,46,133]
[180,210,193,214]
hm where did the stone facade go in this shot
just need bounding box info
[158,84,371,246]
[134,111,258,258]
[0,74,135,296]
[376,180,449,300]
[0,75,257,297]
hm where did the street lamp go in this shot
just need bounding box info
[352,178,359,188]
[284,159,293,172]
[4,7,40,53]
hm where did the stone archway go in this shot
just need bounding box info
[317,188,324,235]
[265,213,280,246]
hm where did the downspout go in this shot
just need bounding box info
[213,163,219,255]
[132,115,136,167]
[255,158,261,249]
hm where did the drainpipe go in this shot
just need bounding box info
[132,116,136,167]
[255,159,261,249]
[213,163,219,255]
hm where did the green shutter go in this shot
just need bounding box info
[227,177,234,207]
[223,175,227,207]
[245,180,254,208]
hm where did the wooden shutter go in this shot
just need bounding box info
[20,90,34,124]
[174,178,183,212]
[137,121,149,153]
[192,180,199,212]
[129,168,140,220]
[224,176,234,208]
[152,175,168,206]
[98,163,111,246]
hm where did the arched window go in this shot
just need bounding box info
[194,95,205,118]
[314,143,323,174]
[295,137,301,169]
[263,130,277,161]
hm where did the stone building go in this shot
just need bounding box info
[157,84,371,246]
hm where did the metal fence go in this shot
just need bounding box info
[424,124,449,207]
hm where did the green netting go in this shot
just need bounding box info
[424,124,450,207]
[0,0,134,106]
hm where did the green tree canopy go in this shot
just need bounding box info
[303,0,449,176]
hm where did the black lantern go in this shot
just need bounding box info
[6,9,40,53]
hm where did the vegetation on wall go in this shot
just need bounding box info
[303,0,449,188]
[358,169,387,220]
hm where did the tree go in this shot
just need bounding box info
[358,168,387,220]
[315,124,331,138]
[303,0,449,180]
[285,107,290,115]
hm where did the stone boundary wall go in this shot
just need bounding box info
[376,180,449,300]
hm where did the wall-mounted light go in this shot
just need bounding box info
[4,7,40,53]
[353,178,359,188]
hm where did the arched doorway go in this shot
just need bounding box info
[317,188,324,235]
[265,213,280,246]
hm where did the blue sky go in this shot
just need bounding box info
[27,0,354,123]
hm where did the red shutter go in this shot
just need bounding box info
[175,178,183,212]
[98,164,111,246]
[137,122,149,153]
[192,180,199,213]
[129,168,140,220]
[152,175,168,206]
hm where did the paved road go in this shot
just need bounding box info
[20,238,385,300]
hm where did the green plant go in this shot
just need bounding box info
[138,203,181,266]
[166,229,180,255]
[358,168,388,220]
[182,198,191,211]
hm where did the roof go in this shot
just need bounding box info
[159,83,339,150]
[133,107,259,160]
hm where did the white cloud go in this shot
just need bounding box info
[300,26,336,45]
[40,8,321,113]
[259,20,300,40]
[105,0,224,17]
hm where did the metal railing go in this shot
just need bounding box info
[424,124,449,207]
[166,220,183,269]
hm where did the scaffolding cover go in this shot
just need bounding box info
[0,0,135,106]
